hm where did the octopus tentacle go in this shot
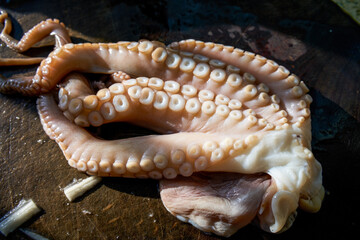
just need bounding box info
[169,39,312,126]
[57,73,274,136]
[0,37,286,107]
[37,94,251,179]
[0,10,72,94]
[0,57,45,66]
[1,42,290,131]
[56,73,94,122]
[0,11,70,52]
[0,11,44,66]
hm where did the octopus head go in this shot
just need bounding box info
[160,121,323,236]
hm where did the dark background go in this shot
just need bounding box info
[0,0,359,239]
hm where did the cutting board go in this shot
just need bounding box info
[1,0,359,239]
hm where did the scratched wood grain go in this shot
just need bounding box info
[0,0,359,239]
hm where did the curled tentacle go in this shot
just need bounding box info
[0,10,72,93]
[0,10,70,52]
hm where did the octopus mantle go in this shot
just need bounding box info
[0,13,323,237]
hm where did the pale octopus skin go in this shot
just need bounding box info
[0,11,324,237]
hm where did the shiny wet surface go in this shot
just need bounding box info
[0,0,359,239]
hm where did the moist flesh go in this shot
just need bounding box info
[160,172,271,237]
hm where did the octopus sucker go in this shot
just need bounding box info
[0,11,324,237]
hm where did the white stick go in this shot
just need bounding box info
[63,176,102,202]
[0,199,41,236]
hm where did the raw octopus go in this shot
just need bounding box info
[0,11,323,237]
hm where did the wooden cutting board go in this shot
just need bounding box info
[1,0,359,239]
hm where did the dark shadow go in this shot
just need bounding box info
[2,0,359,55]
[87,121,159,141]
[103,177,160,199]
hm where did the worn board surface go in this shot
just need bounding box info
[0,0,359,239]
